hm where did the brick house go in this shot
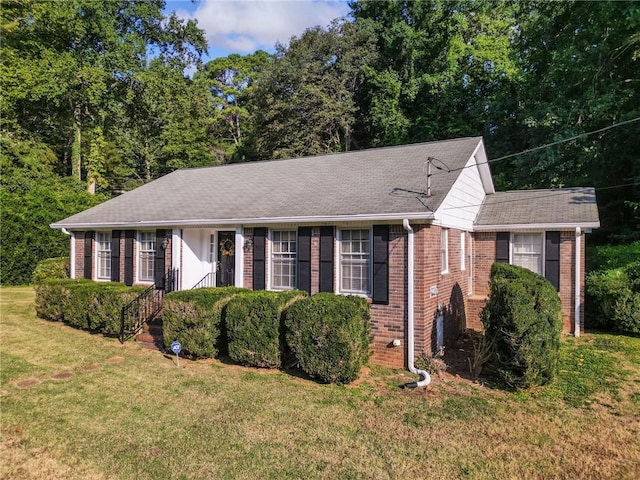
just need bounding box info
[52,137,600,370]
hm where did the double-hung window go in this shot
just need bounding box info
[340,229,370,295]
[96,232,111,280]
[138,231,156,282]
[512,233,543,275]
[271,230,297,290]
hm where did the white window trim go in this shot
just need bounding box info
[338,227,372,297]
[137,231,156,284]
[441,228,449,274]
[460,231,466,271]
[268,229,297,291]
[95,231,112,281]
[510,232,545,276]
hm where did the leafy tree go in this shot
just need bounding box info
[0,134,105,285]
[1,0,206,190]
[245,20,378,160]
[198,51,272,162]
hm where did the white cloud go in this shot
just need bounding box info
[181,0,350,56]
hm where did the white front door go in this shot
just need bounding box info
[181,229,216,289]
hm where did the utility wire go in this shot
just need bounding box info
[441,181,640,211]
[430,116,640,177]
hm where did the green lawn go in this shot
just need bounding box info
[1,286,639,479]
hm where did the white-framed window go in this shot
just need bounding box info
[138,231,156,282]
[271,230,297,290]
[96,232,111,280]
[339,228,370,295]
[460,231,466,271]
[441,228,449,273]
[512,233,544,275]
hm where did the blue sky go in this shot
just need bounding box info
[164,0,351,61]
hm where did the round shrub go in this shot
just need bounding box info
[481,263,562,389]
[34,278,90,321]
[225,290,306,368]
[32,257,70,284]
[162,287,247,358]
[285,293,371,384]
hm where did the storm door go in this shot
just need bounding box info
[217,231,236,287]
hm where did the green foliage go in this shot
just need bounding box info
[1,136,105,285]
[587,241,640,272]
[32,257,70,284]
[34,279,145,334]
[162,287,247,358]
[481,263,563,389]
[285,293,372,384]
[225,290,307,368]
[586,264,640,335]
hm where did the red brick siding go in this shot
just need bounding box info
[243,227,254,289]
[74,232,85,279]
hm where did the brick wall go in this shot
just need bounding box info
[243,227,254,289]
[74,231,85,278]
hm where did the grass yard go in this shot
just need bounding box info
[1,286,639,479]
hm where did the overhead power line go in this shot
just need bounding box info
[431,116,640,177]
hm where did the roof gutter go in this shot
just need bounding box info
[473,222,600,232]
[401,219,431,389]
[50,212,435,230]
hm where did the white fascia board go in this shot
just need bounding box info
[474,221,601,232]
[471,139,495,195]
[50,212,435,230]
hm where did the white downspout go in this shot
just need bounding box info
[402,219,431,388]
[61,228,75,279]
[574,227,581,337]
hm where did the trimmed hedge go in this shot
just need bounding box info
[285,293,371,384]
[481,263,563,389]
[34,279,146,335]
[586,262,640,334]
[162,287,247,358]
[32,257,70,284]
[225,290,307,368]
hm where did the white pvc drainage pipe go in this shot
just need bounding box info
[574,227,581,338]
[402,219,431,389]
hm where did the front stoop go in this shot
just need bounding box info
[135,318,164,351]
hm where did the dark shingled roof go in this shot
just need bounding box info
[475,187,600,228]
[52,137,483,228]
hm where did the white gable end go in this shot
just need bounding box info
[434,153,488,231]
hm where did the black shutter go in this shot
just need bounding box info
[319,226,334,292]
[297,227,312,293]
[372,225,390,305]
[496,232,510,263]
[111,230,121,282]
[124,230,134,286]
[83,231,94,279]
[155,229,166,288]
[253,228,266,290]
[545,231,561,291]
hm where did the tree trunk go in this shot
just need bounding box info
[72,105,82,180]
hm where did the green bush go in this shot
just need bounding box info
[481,263,563,389]
[34,279,145,335]
[586,265,640,335]
[285,293,371,384]
[34,278,91,321]
[32,257,70,284]
[586,241,640,272]
[225,290,306,368]
[162,287,247,358]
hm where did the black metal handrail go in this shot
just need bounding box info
[119,285,164,343]
[191,272,216,290]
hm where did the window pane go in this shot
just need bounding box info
[271,231,296,289]
[512,233,543,275]
[340,229,370,294]
[96,232,111,279]
[139,232,156,282]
